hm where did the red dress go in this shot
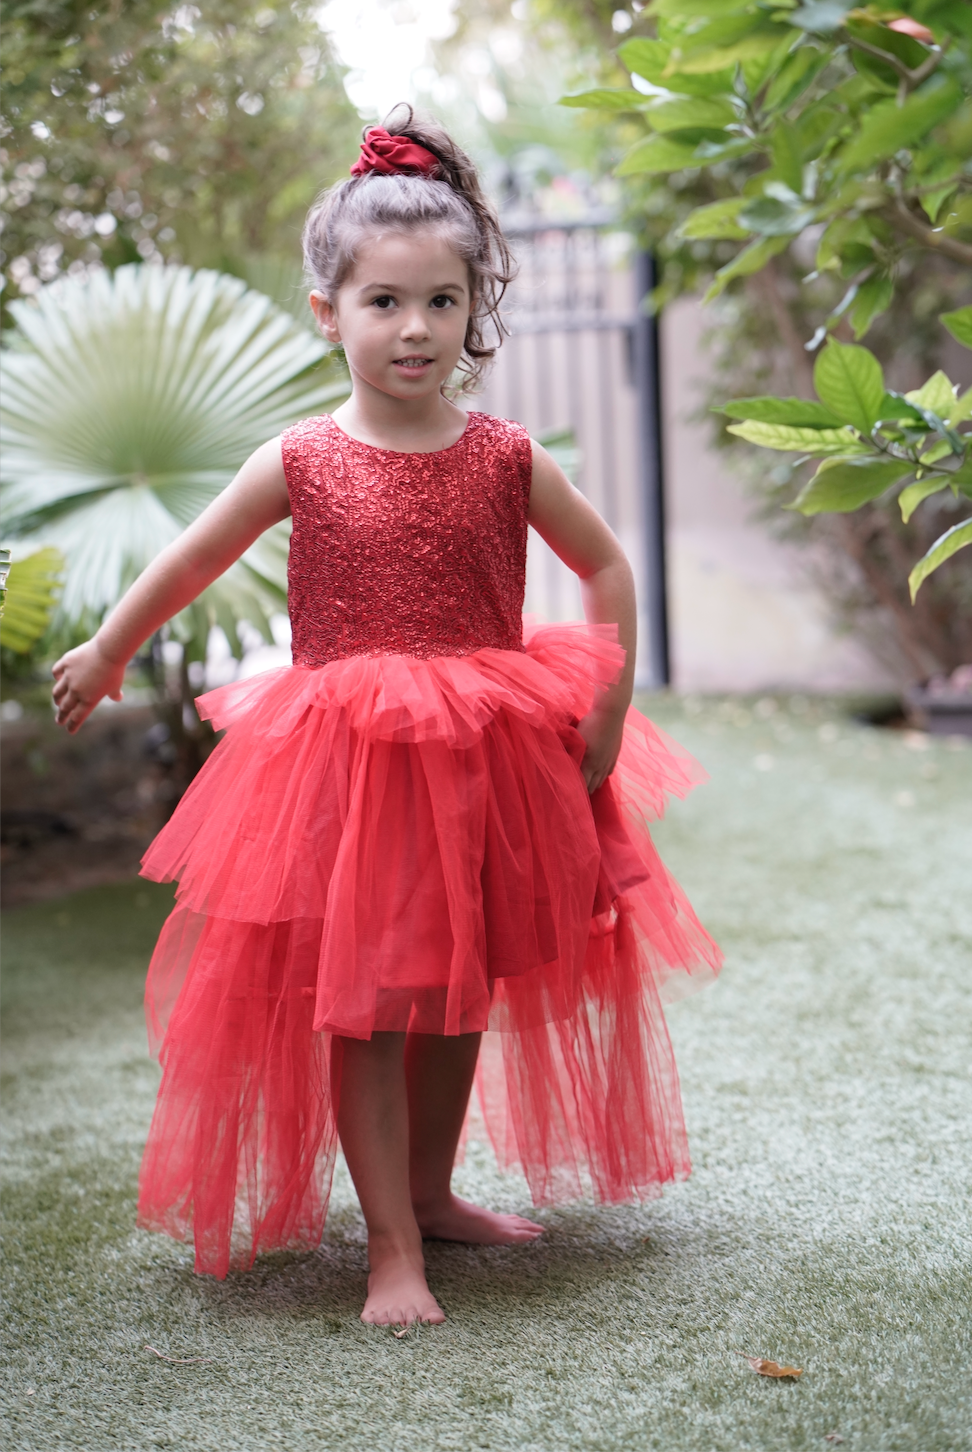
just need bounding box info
[137,410,722,1277]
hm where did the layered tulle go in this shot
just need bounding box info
[137,623,722,1276]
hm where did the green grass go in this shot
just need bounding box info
[2,694,971,1452]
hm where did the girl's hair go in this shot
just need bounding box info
[302,105,515,392]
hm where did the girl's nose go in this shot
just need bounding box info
[399,308,432,341]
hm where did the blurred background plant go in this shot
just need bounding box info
[554,0,971,681]
[0,263,348,786]
[1,0,361,794]
[1,0,362,322]
[0,545,62,653]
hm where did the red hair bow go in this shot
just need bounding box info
[350,127,440,178]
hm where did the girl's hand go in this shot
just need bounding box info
[52,638,126,733]
[576,705,626,794]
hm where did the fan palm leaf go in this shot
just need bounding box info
[0,264,348,649]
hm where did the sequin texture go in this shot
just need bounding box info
[282,411,533,665]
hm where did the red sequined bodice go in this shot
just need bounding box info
[282,411,533,666]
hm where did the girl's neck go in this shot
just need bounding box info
[331,379,468,455]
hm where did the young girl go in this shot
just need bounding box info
[52,108,722,1327]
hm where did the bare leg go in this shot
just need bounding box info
[335,1033,445,1326]
[405,1032,544,1245]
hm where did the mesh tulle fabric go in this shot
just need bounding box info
[137,623,722,1276]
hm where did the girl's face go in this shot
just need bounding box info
[311,230,472,402]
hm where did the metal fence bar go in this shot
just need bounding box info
[485,217,669,688]
[632,250,669,688]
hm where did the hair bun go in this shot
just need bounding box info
[350,128,440,179]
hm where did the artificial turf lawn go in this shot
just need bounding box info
[2,693,970,1452]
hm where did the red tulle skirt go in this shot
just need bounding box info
[137,623,722,1276]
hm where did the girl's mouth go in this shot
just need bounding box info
[393,356,434,372]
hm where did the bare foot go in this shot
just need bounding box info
[414,1193,544,1245]
[361,1244,445,1326]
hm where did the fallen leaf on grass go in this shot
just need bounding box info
[824,1436,844,1445]
[392,1328,409,1339]
[144,1345,213,1365]
[736,1352,802,1378]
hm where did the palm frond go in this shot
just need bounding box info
[0,547,64,652]
[0,265,349,651]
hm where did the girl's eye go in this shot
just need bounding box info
[371,295,395,309]
[430,295,454,309]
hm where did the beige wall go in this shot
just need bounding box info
[661,297,893,694]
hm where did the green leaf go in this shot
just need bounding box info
[693,136,754,162]
[791,457,914,514]
[899,476,953,523]
[664,14,795,75]
[720,396,845,427]
[921,186,957,225]
[813,339,885,433]
[940,306,972,349]
[646,96,738,132]
[703,235,790,301]
[846,17,932,83]
[849,274,894,339]
[0,547,63,653]
[770,121,804,193]
[763,44,830,111]
[726,421,869,454]
[837,79,963,175]
[647,0,754,15]
[918,439,954,466]
[909,518,972,599]
[948,387,972,426]
[905,370,956,417]
[951,459,972,494]
[674,31,794,74]
[737,195,817,236]
[616,135,701,175]
[878,391,927,425]
[617,37,671,85]
[791,1,853,33]
[558,89,647,111]
[678,198,751,240]
[618,37,734,96]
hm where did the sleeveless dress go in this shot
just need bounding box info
[137,410,722,1278]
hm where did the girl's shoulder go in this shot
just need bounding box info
[465,409,531,448]
[464,411,533,501]
[281,412,338,451]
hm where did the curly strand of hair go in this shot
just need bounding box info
[302,105,516,392]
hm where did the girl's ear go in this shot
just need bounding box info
[309,290,341,344]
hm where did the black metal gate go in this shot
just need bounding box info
[474,217,668,689]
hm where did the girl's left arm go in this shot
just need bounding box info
[527,439,637,792]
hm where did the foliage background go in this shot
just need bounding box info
[431,0,972,681]
[1,0,362,320]
[3,0,970,687]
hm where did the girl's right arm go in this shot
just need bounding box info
[52,437,291,733]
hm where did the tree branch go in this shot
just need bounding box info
[881,199,972,267]
[843,33,946,97]
[748,258,816,396]
[845,34,912,82]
